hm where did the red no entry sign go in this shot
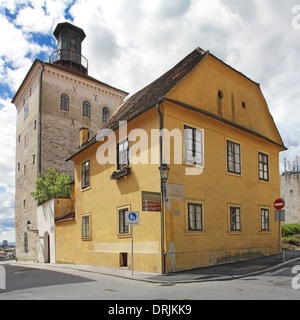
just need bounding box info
[274,198,285,210]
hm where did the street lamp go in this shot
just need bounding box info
[159,163,169,275]
[159,163,170,184]
[26,220,39,234]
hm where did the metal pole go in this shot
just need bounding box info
[293,247,295,259]
[131,226,134,276]
[278,221,281,260]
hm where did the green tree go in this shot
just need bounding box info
[31,167,72,204]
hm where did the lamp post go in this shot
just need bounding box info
[159,163,169,275]
[27,220,39,234]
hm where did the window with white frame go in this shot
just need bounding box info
[188,203,203,231]
[82,214,91,239]
[117,139,129,170]
[230,206,241,231]
[81,160,90,189]
[258,152,269,182]
[261,208,270,231]
[184,125,203,166]
[118,207,129,235]
[227,140,241,175]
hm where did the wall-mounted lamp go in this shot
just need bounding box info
[26,220,39,234]
[159,163,170,183]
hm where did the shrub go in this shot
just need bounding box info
[282,223,300,237]
[282,235,300,246]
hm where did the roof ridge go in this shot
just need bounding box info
[104,48,207,130]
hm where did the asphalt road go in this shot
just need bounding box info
[0,261,300,301]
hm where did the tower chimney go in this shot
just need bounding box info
[80,128,89,146]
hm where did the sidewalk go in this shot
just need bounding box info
[7,249,300,284]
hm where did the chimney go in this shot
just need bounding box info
[80,128,89,146]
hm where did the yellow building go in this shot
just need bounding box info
[55,48,286,273]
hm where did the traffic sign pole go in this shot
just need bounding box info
[125,211,139,276]
[131,226,134,276]
[274,199,285,260]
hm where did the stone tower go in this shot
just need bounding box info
[12,22,128,262]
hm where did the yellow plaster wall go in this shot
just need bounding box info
[55,55,285,273]
[56,108,163,273]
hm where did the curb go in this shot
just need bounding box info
[7,256,300,284]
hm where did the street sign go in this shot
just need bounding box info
[142,199,161,212]
[275,210,285,222]
[142,191,161,212]
[125,211,140,226]
[274,198,285,210]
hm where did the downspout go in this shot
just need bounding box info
[38,61,45,175]
[156,101,165,275]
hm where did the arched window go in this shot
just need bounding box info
[61,94,69,111]
[102,107,110,122]
[24,232,28,253]
[83,101,91,117]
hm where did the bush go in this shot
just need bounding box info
[31,167,72,204]
[282,235,300,247]
[282,223,300,237]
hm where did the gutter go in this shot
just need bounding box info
[156,102,165,275]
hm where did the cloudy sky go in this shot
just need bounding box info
[0,0,300,243]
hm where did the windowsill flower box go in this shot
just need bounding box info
[110,166,131,180]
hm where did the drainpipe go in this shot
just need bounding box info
[156,102,165,275]
[38,61,45,175]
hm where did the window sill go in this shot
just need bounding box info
[117,233,131,239]
[81,186,91,192]
[226,171,242,178]
[81,237,92,241]
[259,230,271,234]
[185,230,206,236]
[227,231,243,235]
[258,179,270,184]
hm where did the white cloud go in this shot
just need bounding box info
[0,98,16,243]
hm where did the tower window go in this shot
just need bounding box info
[83,101,90,117]
[61,94,69,111]
[102,107,110,122]
[24,232,28,253]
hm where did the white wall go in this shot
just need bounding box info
[37,199,55,263]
